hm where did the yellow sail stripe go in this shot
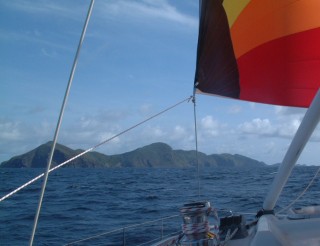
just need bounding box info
[223,0,251,27]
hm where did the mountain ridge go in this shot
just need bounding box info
[0,142,266,168]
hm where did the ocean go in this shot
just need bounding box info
[1,166,319,245]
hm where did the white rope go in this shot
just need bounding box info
[276,165,320,214]
[220,228,238,246]
[0,147,93,202]
[182,221,209,234]
[0,96,192,203]
[180,202,212,237]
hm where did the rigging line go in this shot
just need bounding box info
[192,87,200,199]
[65,215,179,245]
[276,165,320,215]
[0,96,192,203]
[29,1,95,245]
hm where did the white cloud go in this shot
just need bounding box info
[238,118,276,135]
[0,120,23,141]
[170,125,189,141]
[274,106,320,141]
[61,111,126,145]
[265,141,276,153]
[0,118,56,162]
[139,104,153,116]
[278,119,301,138]
[200,115,221,137]
[152,126,166,137]
[236,112,320,143]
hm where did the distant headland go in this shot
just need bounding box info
[0,141,266,168]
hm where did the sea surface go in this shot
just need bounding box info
[1,166,319,245]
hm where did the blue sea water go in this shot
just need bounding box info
[1,166,319,245]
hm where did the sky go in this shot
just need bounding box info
[1,0,320,166]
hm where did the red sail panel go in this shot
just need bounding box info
[239,28,320,107]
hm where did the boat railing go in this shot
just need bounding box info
[65,214,180,245]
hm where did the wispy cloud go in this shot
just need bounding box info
[228,104,242,114]
[98,0,197,28]
[0,1,90,55]
[274,106,306,116]
[0,28,77,60]
[2,1,85,21]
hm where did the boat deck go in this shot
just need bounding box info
[247,215,320,246]
[152,212,320,246]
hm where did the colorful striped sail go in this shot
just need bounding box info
[194,0,320,107]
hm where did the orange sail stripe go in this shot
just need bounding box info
[230,0,320,59]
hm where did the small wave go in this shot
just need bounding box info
[141,207,159,214]
[146,195,159,200]
[69,206,93,212]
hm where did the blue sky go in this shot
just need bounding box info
[1,0,319,165]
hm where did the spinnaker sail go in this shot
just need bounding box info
[195,0,320,108]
